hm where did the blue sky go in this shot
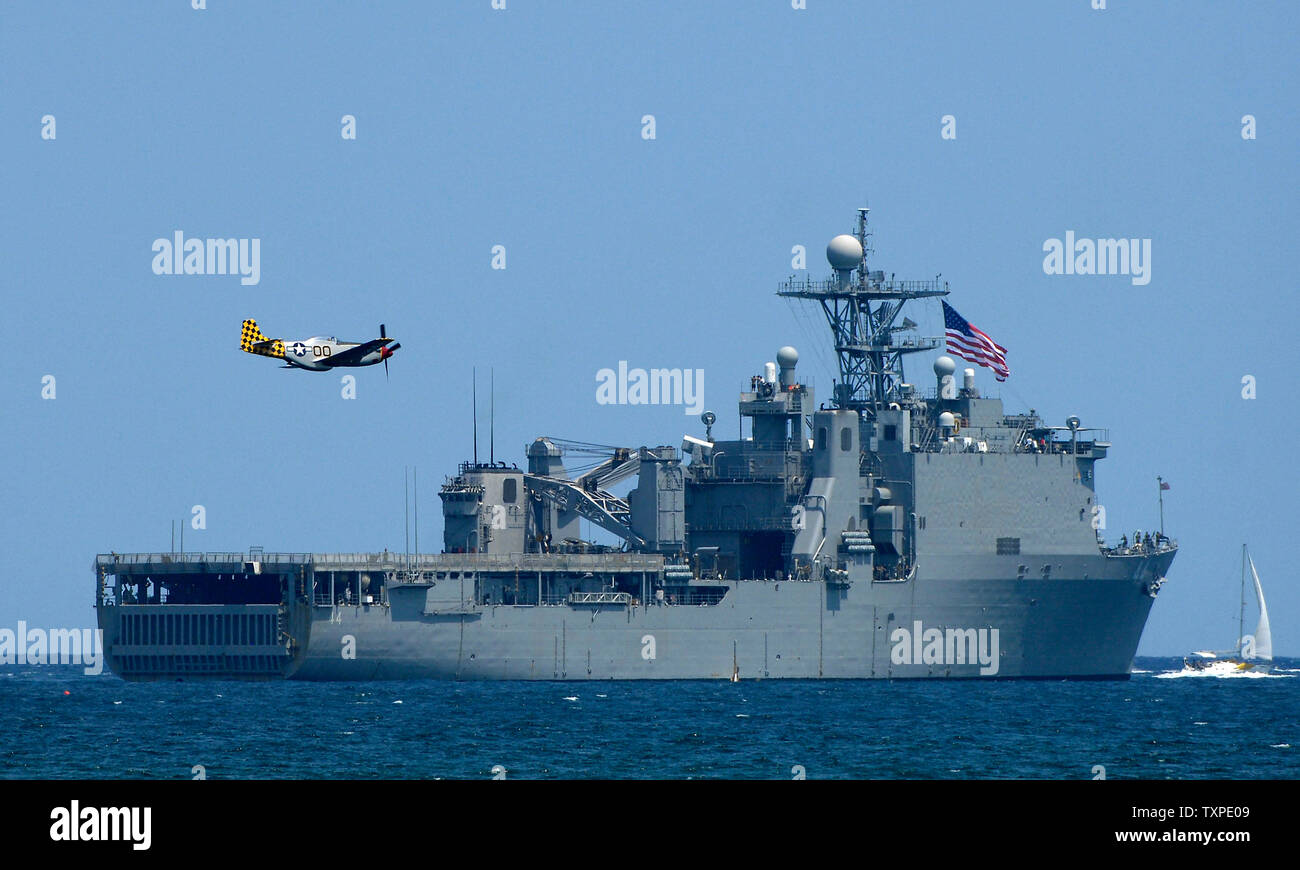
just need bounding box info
[2,1,1296,655]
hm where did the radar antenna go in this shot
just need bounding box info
[777,207,949,420]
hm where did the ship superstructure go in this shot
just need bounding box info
[94,210,1176,680]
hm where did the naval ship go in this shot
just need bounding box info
[93,209,1176,680]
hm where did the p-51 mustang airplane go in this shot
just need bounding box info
[240,319,400,375]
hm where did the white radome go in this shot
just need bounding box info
[826,234,864,271]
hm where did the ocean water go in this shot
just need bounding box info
[3,657,1295,780]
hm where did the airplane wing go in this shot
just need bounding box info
[324,338,390,367]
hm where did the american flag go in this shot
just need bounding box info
[942,300,1009,382]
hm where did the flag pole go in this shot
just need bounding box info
[1157,475,1165,536]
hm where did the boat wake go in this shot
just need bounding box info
[1156,661,1292,679]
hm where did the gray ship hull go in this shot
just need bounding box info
[95,548,1173,681]
[94,547,1171,681]
[294,576,1160,681]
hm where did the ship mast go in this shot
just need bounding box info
[777,208,948,421]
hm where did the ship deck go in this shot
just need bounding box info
[95,551,667,575]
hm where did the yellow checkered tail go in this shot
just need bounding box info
[240,319,285,359]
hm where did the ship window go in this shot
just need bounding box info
[997,537,1021,555]
[840,427,852,451]
[817,427,827,450]
[502,478,517,504]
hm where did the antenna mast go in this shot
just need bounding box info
[777,207,949,421]
[490,368,495,465]
[472,367,479,465]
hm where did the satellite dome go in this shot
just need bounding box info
[776,346,799,368]
[826,234,864,271]
[939,412,956,428]
[933,356,956,377]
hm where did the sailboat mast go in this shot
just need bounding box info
[1239,543,1247,653]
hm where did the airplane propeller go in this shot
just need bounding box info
[379,324,397,379]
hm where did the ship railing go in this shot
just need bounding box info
[98,551,669,574]
[697,443,804,476]
[654,588,728,606]
[567,591,634,606]
[907,424,1095,456]
[777,277,948,297]
[687,516,802,532]
[535,592,636,606]
[534,589,727,606]
[1012,426,1110,453]
[698,470,801,484]
[445,553,665,572]
[96,552,313,567]
[458,461,518,475]
[1015,436,1111,455]
[1102,538,1177,557]
[839,336,942,352]
[441,478,486,493]
[312,552,408,566]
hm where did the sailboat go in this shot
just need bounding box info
[1185,544,1273,674]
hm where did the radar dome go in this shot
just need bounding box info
[938,412,956,428]
[826,234,864,271]
[933,356,956,378]
[776,346,799,368]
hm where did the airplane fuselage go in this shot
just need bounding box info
[283,337,389,370]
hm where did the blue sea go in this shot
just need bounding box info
[3,657,1295,780]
